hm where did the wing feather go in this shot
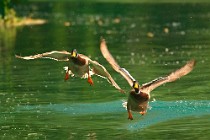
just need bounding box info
[100,39,135,87]
[15,51,71,61]
[88,59,124,93]
[141,60,196,93]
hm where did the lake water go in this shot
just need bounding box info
[0,2,210,139]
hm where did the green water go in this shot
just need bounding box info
[1,2,210,139]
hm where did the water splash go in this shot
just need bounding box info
[16,100,210,129]
[127,100,210,130]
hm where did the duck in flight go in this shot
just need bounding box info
[100,39,195,120]
[15,49,124,93]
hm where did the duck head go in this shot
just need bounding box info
[71,49,78,58]
[133,81,140,93]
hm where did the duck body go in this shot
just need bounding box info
[126,90,150,120]
[66,62,89,78]
[66,54,90,78]
[71,55,87,66]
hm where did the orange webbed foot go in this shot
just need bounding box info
[128,116,133,120]
[128,111,133,120]
[87,77,94,86]
[64,71,69,81]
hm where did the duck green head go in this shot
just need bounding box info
[133,81,140,93]
[71,49,78,58]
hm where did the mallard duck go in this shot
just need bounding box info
[15,49,124,93]
[100,39,195,120]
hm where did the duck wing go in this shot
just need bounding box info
[140,60,196,93]
[78,53,124,93]
[15,51,71,61]
[100,39,135,87]
[88,59,124,93]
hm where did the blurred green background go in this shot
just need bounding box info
[0,0,210,139]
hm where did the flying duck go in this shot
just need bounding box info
[16,49,124,93]
[100,39,195,120]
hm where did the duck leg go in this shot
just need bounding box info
[87,68,94,86]
[127,105,133,120]
[128,110,133,120]
[64,68,70,81]
[87,76,93,86]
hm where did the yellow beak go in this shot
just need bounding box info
[133,82,139,89]
[71,51,76,57]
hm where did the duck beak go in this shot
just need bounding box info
[71,51,77,58]
[133,82,139,89]
[133,82,140,93]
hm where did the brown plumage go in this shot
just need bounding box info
[15,49,124,93]
[100,38,195,120]
[71,55,86,66]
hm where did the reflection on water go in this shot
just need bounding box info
[1,2,210,139]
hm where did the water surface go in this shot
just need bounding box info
[0,2,210,139]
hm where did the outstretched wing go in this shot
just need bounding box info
[140,60,196,93]
[100,38,135,87]
[88,59,124,93]
[15,51,71,61]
